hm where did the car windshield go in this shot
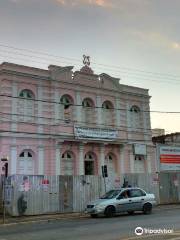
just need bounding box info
[100,190,121,199]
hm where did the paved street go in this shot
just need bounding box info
[0,207,180,240]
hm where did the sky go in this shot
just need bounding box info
[0,0,180,133]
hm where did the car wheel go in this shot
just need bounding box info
[127,210,134,215]
[143,203,152,214]
[90,214,98,218]
[104,206,116,218]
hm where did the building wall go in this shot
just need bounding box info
[152,128,165,137]
[0,62,155,176]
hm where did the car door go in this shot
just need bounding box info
[128,189,146,211]
[116,190,132,213]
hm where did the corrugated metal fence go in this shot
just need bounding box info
[0,173,179,216]
[0,175,3,213]
[3,175,103,216]
[159,172,180,204]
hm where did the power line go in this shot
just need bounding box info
[0,139,154,151]
[0,43,82,63]
[0,94,180,114]
[1,43,180,79]
[0,51,180,85]
[0,50,74,67]
[1,52,180,87]
[1,43,180,83]
[0,111,153,133]
[0,50,178,85]
[0,128,153,143]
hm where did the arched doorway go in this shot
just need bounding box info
[84,152,96,175]
[62,151,74,175]
[18,150,34,175]
[134,155,145,173]
[105,153,117,177]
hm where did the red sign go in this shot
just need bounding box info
[42,179,49,185]
[160,154,180,164]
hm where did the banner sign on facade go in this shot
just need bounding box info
[160,146,180,171]
[74,126,118,140]
[133,144,147,155]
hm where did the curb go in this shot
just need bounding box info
[0,204,180,227]
[155,204,180,211]
[0,213,87,227]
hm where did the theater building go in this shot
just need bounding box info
[0,58,156,176]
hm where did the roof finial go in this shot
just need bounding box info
[83,55,90,66]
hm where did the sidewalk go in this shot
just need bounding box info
[154,203,180,211]
[0,212,87,226]
[0,203,180,226]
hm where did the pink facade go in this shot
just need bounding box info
[0,61,156,176]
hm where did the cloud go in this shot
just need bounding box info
[54,0,113,8]
[56,0,65,4]
[172,42,180,50]
[131,30,180,51]
[87,0,112,7]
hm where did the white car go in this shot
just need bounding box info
[85,187,156,218]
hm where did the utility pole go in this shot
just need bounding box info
[1,157,8,224]
[102,165,108,193]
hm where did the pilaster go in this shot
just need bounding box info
[96,96,102,126]
[79,144,84,175]
[11,82,18,131]
[38,146,44,175]
[55,143,62,175]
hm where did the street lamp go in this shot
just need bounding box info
[1,157,8,224]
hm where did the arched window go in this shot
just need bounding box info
[105,153,117,176]
[130,105,140,113]
[84,152,96,175]
[18,89,35,122]
[82,98,94,108]
[18,150,34,175]
[62,151,74,175]
[102,100,114,125]
[130,105,141,128]
[82,98,95,123]
[102,101,113,110]
[19,90,34,99]
[60,95,74,123]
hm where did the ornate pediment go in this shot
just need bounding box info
[99,73,121,91]
[48,65,74,81]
